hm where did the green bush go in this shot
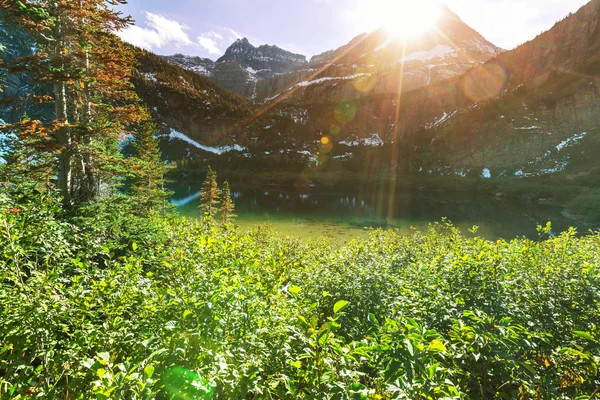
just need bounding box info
[1,188,599,399]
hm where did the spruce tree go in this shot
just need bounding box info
[0,0,147,206]
[127,121,170,212]
[220,180,236,224]
[199,166,219,220]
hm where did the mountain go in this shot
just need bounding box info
[164,6,502,104]
[162,0,597,182]
[311,6,501,66]
[2,1,600,186]
[161,54,215,77]
[133,50,254,160]
[263,5,503,104]
[266,0,599,177]
[163,38,310,98]
[217,38,307,75]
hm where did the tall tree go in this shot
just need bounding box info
[199,166,219,220]
[0,0,147,206]
[220,180,236,224]
[126,121,170,212]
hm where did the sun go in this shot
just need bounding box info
[353,0,442,38]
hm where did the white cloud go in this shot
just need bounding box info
[225,28,243,40]
[197,31,223,55]
[117,12,192,50]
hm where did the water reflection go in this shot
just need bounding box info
[169,182,586,242]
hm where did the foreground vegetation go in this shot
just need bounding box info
[1,185,599,399]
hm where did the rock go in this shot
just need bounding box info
[218,38,307,74]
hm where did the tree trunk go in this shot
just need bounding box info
[55,84,72,206]
[81,50,99,200]
[54,10,72,206]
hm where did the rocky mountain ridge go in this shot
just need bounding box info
[2,1,600,186]
[164,5,503,104]
[163,37,311,98]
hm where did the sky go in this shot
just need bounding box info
[116,0,591,61]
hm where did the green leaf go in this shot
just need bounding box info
[368,313,379,326]
[333,300,349,314]
[404,339,414,357]
[289,360,302,368]
[132,242,138,251]
[144,365,155,379]
[573,331,594,341]
[97,368,107,379]
[182,310,192,319]
[428,339,446,353]
[288,285,301,296]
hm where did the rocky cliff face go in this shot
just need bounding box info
[163,38,309,98]
[161,54,215,77]
[266,5,503,105]
[272,1,600,177]
[217,38,307,75]
[163,6,503,104]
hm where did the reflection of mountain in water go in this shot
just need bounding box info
[168,182,586,240]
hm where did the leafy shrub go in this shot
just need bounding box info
[1,190,599,398]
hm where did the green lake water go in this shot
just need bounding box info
[169,181,588,243]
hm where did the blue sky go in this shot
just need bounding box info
[116,0,590,60]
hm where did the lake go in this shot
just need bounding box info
[169,181,588,243]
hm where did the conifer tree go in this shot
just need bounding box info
[220,180,236,224]
[199,166,219,220]
[127,121,170,212]
[0,0,147,206]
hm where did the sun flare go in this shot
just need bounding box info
[354,0,442,38]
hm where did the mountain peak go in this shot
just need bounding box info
[226,37,255,54]
[310,6,502,66]
[218,38,307,74]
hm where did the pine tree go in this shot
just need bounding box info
[199,166,219,220]
[0,0,146,206]
[220,180,236,224]
[127,121,170,212]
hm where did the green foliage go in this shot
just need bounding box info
[126,121,171,213]
[220,181,236,224]
[199,166,219,221]
[1,187,600,398]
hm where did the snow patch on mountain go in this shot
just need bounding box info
[556,131,588,152]
[169,129,246,155]
[340,134,384,147]
[295,73,372,88]
[401,45,457,63]
[427,110,457,129]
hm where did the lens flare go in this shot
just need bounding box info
[334,101,357,124]
[462,63,509,102]
[352,73,378,92]
[320,136,334,153]
[162,367,214,399]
